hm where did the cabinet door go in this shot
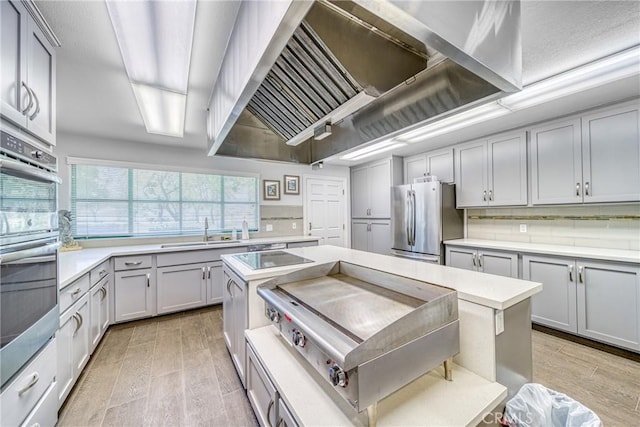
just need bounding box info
[72,294,90,378]
[57,309,75,406]
[581,103,640,203]
[351,221,369,251]
[25,20,56,145]
[222,270,233,350]
[350,166,369,218]
[100,279,110,334]
[426,148,454,183]
[368,159,392,218]
[369,221,391,255]
[455,140,487,207]
[404,154,427,184]
[89,284,102,353]
[114,269,154,322]
[577,261,640,350]
[157,264,207,314]
[278,398,299,427]
[530,119,583,205]
[247,347,278,427]
[0,0,28,126]
[478,250,518,278]
[523,255,577,333]
[232,278,248,387]
[487,131,527,206]
[207,261,223,305]
[446,246,477,271]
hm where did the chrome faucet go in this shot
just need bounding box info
[203,217,209,242]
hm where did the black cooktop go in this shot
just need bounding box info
[232,250,313,270]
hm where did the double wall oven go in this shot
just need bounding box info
[0,130,60,389]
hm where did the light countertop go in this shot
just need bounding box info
[444,239,640,264]
[222,246,542,310]
[246,325,507,427]
[58,235,319,289]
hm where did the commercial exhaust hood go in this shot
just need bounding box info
[216,0,521,164]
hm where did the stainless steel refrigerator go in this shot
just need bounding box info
[391,180,463,263]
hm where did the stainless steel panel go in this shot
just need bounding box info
[495,299,532,401]
[412,182,441,256]
[391,184,411,252]
[391,249,440,264]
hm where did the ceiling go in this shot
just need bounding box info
[37,1,640,156]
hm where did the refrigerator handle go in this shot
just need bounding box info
[405,190,412,246]
[411,190,417,246]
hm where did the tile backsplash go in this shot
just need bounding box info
[467,204,640,250]
[252,205,304,238]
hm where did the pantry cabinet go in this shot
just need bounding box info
[114,268,155,322]
[455,130,527,207]
[351,220,391,255]
[524,254,640,351]
[0,0,57,145]
[351,157,402,219]
[223,266,248,387]
[57,293,90,406]
[446,246,518,278]
[530,101,640,205]
[403,148,454,184]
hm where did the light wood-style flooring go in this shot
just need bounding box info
[59,306,640,426]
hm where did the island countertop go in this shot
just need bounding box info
[221,245,542,310]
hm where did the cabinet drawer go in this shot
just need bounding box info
[89,260,110,286]
[114,255,152,271]
[1,338,56,427]
[59,274,90,314]
[20,381,57,427]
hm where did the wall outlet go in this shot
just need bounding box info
[266,224,273,232]
[292,222,297,229]
[519,224,527,233]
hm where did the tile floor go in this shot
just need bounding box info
[59,305,640,426]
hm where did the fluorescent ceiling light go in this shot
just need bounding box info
[500,46,640,111]
[340,139,407,161]
[106,0,196,137]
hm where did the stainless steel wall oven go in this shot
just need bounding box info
[0,130,60,389]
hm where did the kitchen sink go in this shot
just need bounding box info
[161,240,240,249]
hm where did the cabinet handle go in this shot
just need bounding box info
[226,279,233,296]
[308,222,312,231]
[77,312,84,330]
[29,89,40,120]
[202,267,206,280]
[483,190,487,201]
[17,372,39,396]
[568,265,574,282]
[478,254,483,268]
[578,266,584,283]
[267,399,274,427]
[146,273,150,287]
[207,266,211,279]
[472,253,477,267]
[488,190,493,201]
[125,261,143,266]
[277,419,286,427]
[99,269,107,276]
[21,81,33,114]
[71,287,82,296]
[100,287,107,301]
[585,181,590,196]
[72,313,81,335]
[576,182,581,197]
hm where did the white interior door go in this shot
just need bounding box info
[304,177,346,247]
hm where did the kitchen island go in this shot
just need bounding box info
[221,245,542,427]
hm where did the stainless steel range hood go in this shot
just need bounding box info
[217,0,521,164]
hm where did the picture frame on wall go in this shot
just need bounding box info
[263,180,281,200]
[284,175,300,195]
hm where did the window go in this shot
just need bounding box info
[71,164,258,238]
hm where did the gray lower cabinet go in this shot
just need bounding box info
[157,263,207,314]
[57,293,90,407]
[223,266,248,387]
[524,254,640,351]
[114,268,155,322]
[89,275,110,353]
[207,261,223,304]
[351,220,391,255]
[247,346,279,427]
[446,246,518,278]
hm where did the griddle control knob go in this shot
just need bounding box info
[268,308,280,323]
[329,365,348,387]
[31,150,43,159]
[292,330,306,347]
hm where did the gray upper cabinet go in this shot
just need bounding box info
[403,148,454,184]
[581,102,640,203]
[530,118,582,205]
[350,157,402,219]
[530,101,640,205]
[0,0,57,145]
[455,140,487,207]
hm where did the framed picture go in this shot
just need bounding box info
[284,175,300,195]
[263,180,281,200]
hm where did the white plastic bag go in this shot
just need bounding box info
[503,383,602,427]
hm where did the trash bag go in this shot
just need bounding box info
[503,383,602,427]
